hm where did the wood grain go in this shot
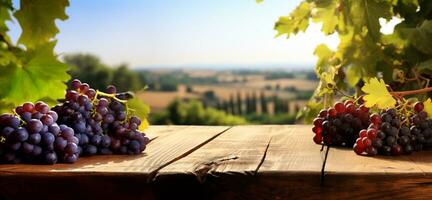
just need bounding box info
[1,125,432,200]
[157,125,277,176]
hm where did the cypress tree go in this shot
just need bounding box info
[260,91,267,114]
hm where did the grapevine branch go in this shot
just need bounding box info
[390,87,432,98]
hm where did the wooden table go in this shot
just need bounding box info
[1,125,431,199]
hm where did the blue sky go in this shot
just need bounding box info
[8,0,340,69]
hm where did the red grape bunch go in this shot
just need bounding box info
[313,100,370,147]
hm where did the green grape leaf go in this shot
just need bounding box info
[275,2,311,38]
[14,0,69,48]
[423,98,432,118]
[409,20,432,56]
[0,0,12,33]
[345,65,361,87]
[350,0,392,41]
[314,44,334,74]
[314,44,338,96]
[0,42,70,105]
[362,78,396,109]
[417,59,432,73]
[128,97,151,131]
[312,0,347,34]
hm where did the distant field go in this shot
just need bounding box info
[244,78,318,91]
[136,91,200,112]
[137,77,317,113]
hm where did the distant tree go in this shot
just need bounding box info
[64,53,145,92]
[260,91,267,114]
[64,53,113,90]
[251,92,257,113]
[222,101,229,114]
[111,64,142,92]
[294,103,301,114]
[215,99,221,110]
[264,85,272,90]
[236,91,243,115]
[186,85,193,93]
[245,93,252,114]
[229,94,236,115]
[203,90,216,100]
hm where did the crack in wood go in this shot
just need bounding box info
[320,145,330,186]
[253,136,272,176]
[193,155,239,183]
[147,126,233,183]
[149,136,158,143]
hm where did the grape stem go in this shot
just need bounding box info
[390,87,432,97]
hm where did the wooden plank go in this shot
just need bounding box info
[326,147,424,174]
[320,137,432,198]
[405,150,432,173]
[0,126,229,200]
[199,125,327,199]
[258,125,324,172]
[153,125,274,199]
[145,125,189,140]
[157,125,276,176]
[153,125,327,199]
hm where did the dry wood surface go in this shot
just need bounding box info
[0,125,431,200]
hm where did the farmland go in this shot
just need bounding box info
[136,69,317,124]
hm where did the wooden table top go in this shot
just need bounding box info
[1,125,431,199]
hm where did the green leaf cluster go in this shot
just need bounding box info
[276,0,432,122]
[0,0,70,112]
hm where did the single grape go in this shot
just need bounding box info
[28,133,41,144]
[14,128,29,142]
[334,102,345,113]
[23,102,34,112]
[22,142,34,154]
[64,154,78,163]
[319,109,327,118]
[35,102,49,114]
[71,79,82,90]
[41,115,54,126]
[370,114,381,125]
[79,83,90,93]
[414,102,424,113]
[42,132,55,145]
[106,85,116,94]
[54,137,67,150]
[359,129,367,138]
[26,119,43,133]
[65,143,79,154]
[32,146,42,156]
[44,152,58,164]
[84,145,97,156]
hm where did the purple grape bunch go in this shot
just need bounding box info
[0,102,78,164]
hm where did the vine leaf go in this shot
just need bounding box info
[362,78,396,109]
[312,0,345,35]
[0,0,12,33]
[275,2,311,38]
[423,99,432,118]
[14,0,69,48]
[128,97,150,131]
[410,20,432,56]
[0,42,70,105]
